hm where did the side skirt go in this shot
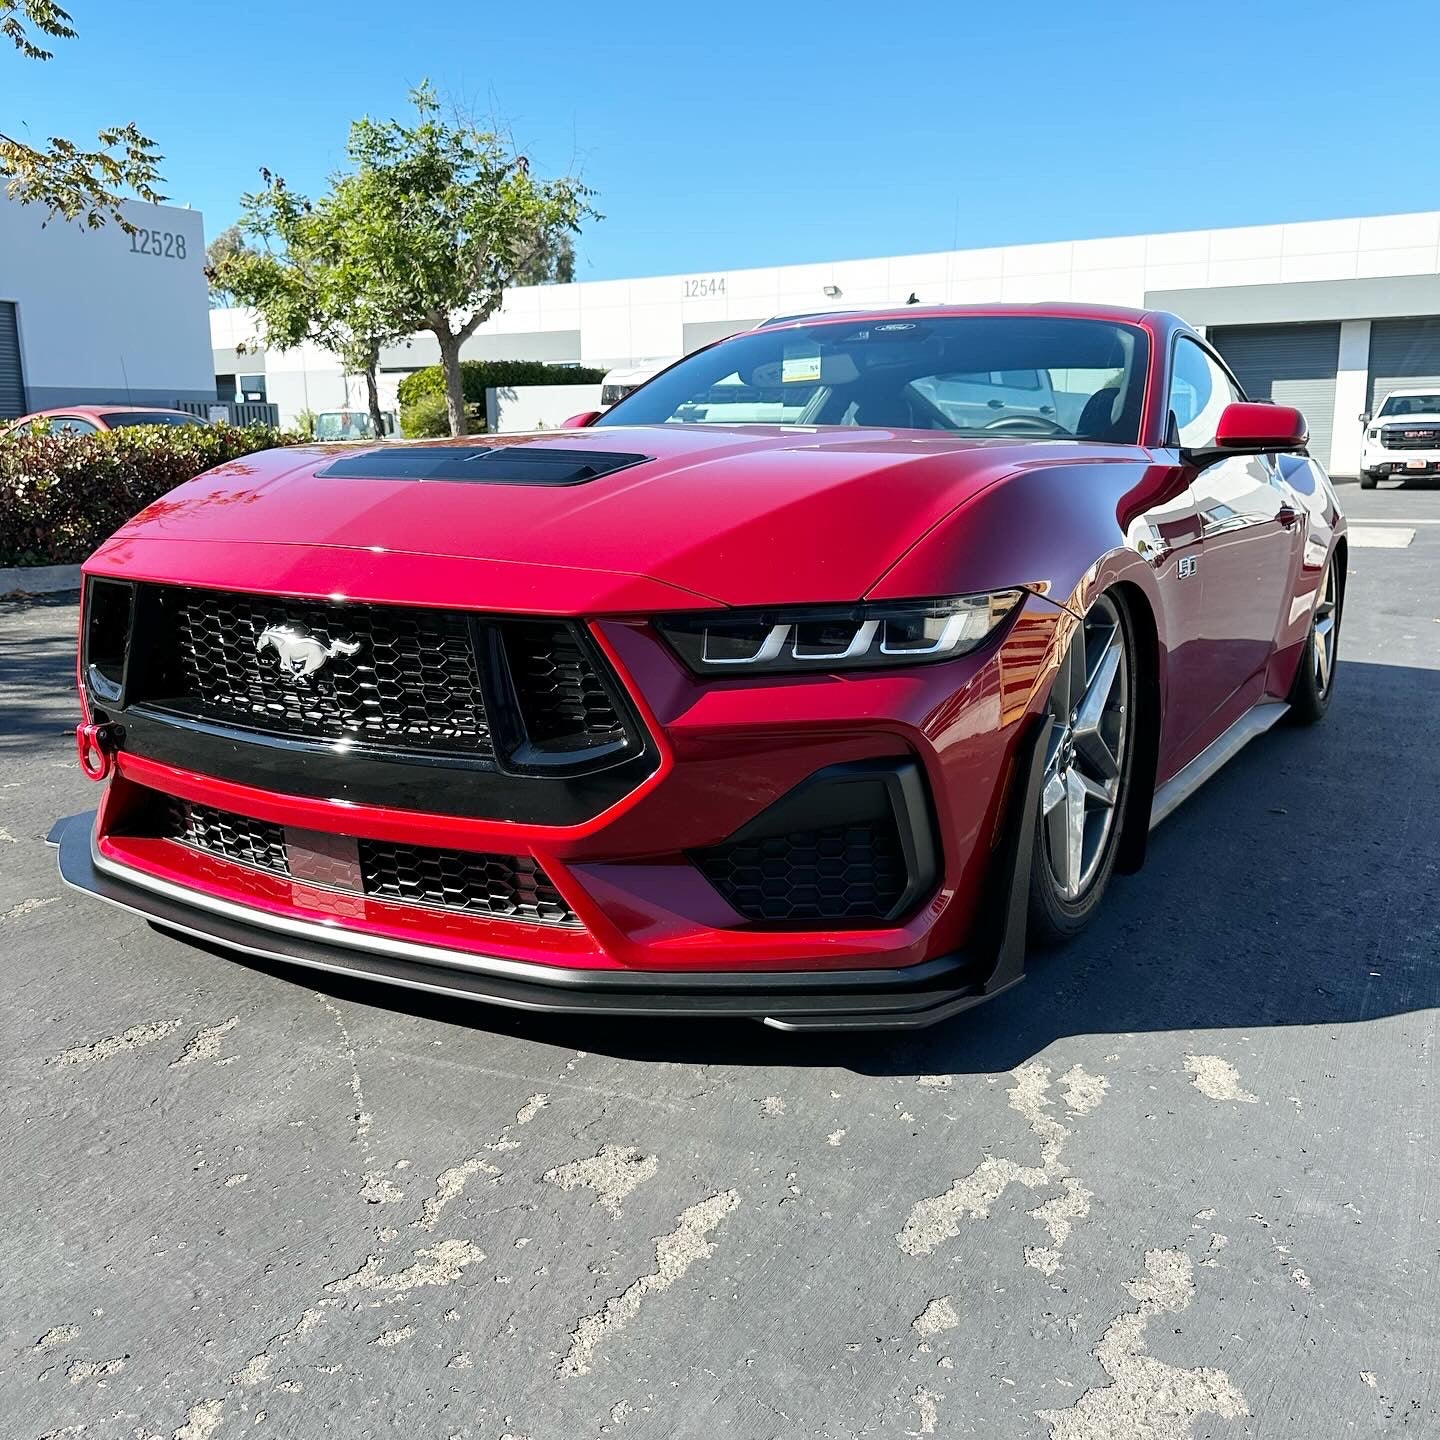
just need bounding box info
[1149,700,1289,829]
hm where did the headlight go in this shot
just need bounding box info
[657,591,1025,675]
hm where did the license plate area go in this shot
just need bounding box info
[284,827,362,890]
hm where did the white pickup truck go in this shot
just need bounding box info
[1359,388,1440,488]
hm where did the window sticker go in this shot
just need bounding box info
[782,346,822,384]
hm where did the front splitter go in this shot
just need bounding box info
[49,813,1002,1031]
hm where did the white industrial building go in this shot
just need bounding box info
[210,209,1440,477]
[0,192,214,417]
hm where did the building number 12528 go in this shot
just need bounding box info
[129,228,188,260]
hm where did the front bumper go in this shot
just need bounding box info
[1362,446,1440,476]
[61,568,1064,1027]
[49,801,1036,1029]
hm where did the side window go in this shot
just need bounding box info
[51,416,98,436]
[1169,339,1241,449]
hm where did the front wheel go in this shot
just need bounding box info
[1028,590,1137,945]
[1359,471,1378,490]
[1287,555,1341,724]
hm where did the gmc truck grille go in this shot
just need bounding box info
[162,798,579,928]
[1380,426,1440,450]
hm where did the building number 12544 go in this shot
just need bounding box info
[129,228,188,260]
[683,277,725,299]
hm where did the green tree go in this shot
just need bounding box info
[514,230,576,286]
[204,223,248,306]
[329,84,596,436]
[1,1,164,230]
[213,170,398,437]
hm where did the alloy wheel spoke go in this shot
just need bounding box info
[1076,769,1117,807]
[1061,769,1087,899]
[1072,640,1123,779]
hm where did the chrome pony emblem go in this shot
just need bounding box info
[255,623,362,683]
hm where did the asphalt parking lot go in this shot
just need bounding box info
[2,480,1437,1440]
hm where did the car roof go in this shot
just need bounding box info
[754,300,1165,332]
[1379,387,1440,398]
[21,404,193,419]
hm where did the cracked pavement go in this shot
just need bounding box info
[1,483,1437,1439]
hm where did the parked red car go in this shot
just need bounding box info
[52,304,1345,1028]
[4,404,206,436]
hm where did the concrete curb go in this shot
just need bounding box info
[0,563,83,597]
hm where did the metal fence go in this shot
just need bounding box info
[176,400,281,427]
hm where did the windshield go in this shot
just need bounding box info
[314,411,396,440]
[100,410,204,428]
[1378,394,1440,418]
[595,316,1149,441]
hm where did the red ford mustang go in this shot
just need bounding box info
[52,304,1345,1029]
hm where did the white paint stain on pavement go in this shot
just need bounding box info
[907,1386,942,1435]
[172,1398,225,1440]
[169,1017,238,1069]
[46,1020,181,1068]
[898,1062,1106,1267]
[33,1325,80,1352]
[414,1153,501,1231]
[912,1297,959,1338]
[326,1239,486,1296]
[1036,1248,1247,1440]
[559,1190,740,1377]
[1060,1065,1110,1115]
[372,1326,413,1347]
[3,896,56,920]
[759,1096,786,1117]
[516,1093,549,1124]
[543,1145,658,1218]
[318,997,373,1149]
[1183,1055,1258,1104]
[359,1172,404,1205]
[67,1357,124,1385]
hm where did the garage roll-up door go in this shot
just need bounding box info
[1211,323,1340,470]
[1366,318,1440,413]
[0,302,25,420]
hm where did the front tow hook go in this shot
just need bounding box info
[76,722,120,781]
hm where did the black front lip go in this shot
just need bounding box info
[47,812,1005,1030]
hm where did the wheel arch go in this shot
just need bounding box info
[1111,578,1160,875]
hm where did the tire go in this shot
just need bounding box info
[1287,554,1341,725]
[1359,471,1378,489]
[1028,589,1138,946]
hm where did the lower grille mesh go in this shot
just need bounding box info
[161,798,577,927]
[359,840,577,926]
[694,819,907,924]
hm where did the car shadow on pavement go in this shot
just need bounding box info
[0,593,82,758]
[229,656,1440,1078]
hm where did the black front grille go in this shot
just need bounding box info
[124,586,638,771]
[695,818,908,925]
[158,798,577,927]
[503,622,624,749]
[154,587,493,756]
[1381,426,1440,450]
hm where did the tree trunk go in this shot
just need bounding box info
[361,350,385,439]
[436,329,466,437]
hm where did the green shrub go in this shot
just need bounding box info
[0,423,307,567]
[397,360,606,434]
[399,392,452,439]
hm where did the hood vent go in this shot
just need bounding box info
[316,444,650,486]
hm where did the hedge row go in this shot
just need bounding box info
[0,423,306,567]
[396,360,607,436]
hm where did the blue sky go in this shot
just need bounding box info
[8,0,1438,279]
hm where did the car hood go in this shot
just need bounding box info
[93,426,1117,611]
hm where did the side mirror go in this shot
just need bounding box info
[1208,401,1308,455]
[562,410,602,429]
[1358,411,1371,425]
